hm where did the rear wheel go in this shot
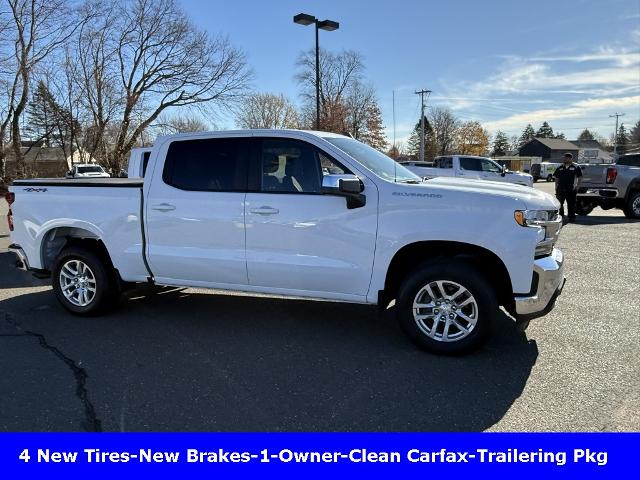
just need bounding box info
[623,191,640,219]
[52,246,119,315]
[546,174,553,182]
[396,260,496,354]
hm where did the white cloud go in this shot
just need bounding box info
[483,96,640,133]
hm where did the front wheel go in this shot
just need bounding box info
[52,246,119,315]
[623,191,640,219]
[396,260,496,354]
[546,175,554,182]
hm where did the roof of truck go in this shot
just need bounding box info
[156,129,349,143]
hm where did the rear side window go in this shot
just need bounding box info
[163,138,249,191]
[460,157,482,171]
[435,157,452,168]
[142,152,150,176]
[617,154,640,167]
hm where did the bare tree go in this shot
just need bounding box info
[156,113,210,134]
[429,107,459,155]
[236,93,299,129]
[0,0,81,178]
[296,48,365,132]
[74,0,250,173]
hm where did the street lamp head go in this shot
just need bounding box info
[293,13,316,26]
[317,19,339,31]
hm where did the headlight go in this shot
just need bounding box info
[514,209,551,226]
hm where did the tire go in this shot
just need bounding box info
[623,191,640,219]
[52,246,119,315]
[576,199,594,216]
[396,259,496,354]
[546,175,553,182]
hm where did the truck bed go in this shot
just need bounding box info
[8,178,149,282]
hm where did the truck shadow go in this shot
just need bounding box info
[0,281,538,432]
[0,252,49,289]
[574,215,639,226]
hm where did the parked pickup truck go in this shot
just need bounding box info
[65,163,110,178]
[126,147,152,178]
[6,130,565,354]
[404,155,534,187]
[576,153,640,218]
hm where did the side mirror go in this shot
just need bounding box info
[322,174,366,209]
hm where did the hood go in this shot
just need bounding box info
[420,177,559,210]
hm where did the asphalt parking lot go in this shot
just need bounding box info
[1,182,638,432]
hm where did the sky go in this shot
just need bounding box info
[180,0,640,146]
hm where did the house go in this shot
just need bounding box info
[518,138,579,162]
[569,139,612,164]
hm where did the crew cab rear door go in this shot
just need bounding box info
[144,135,250,287]
[244,137,378,299]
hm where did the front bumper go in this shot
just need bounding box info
[8,243,30,271]
[514,248,565,320]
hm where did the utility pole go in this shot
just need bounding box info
[414,89,431,162]
[610,113,625,156]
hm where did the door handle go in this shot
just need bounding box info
[151,203,176,212]
[250,206,279,215]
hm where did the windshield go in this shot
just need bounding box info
[324,137,421,183]
[77,166,105,173]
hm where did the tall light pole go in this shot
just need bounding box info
[293,13,339,131]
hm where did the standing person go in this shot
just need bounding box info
[553,153,582,222]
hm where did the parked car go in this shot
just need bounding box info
[65,164,110,178]
[576,153,640,218]
[531,162,561,182]
[403,155,534,187]
[6,129,565,354]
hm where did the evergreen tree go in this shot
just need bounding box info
[577,129,595,141]
[518,124,536,147]
[536,121,554,138]
[554,132,566,140]
[25,80,79,154]
[491,130,510,156]
[25,81,58,146]
[615,124,629,155]
[629,120,640,145]
[360,103,388,152]
[407,115,437,160]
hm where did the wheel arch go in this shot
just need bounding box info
[381,240,514,308]
[40,226,117,277]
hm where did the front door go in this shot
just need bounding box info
[245,137,378,299]
[145,136,250,286]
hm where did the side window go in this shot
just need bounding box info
[163,138,248,191]
[142,151,150,177]
[480,159,502,172]
[460,157,482,171]
[436,157,452,168]
[260,139,349,193]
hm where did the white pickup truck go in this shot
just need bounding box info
[6,130,565,354]
[404,155,534,187]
